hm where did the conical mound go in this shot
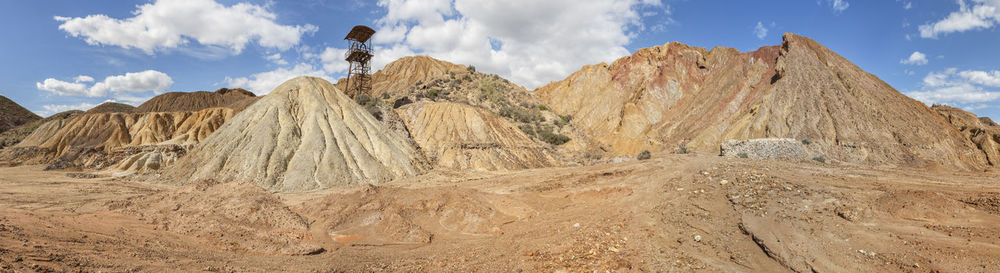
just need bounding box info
[164,76,429,192]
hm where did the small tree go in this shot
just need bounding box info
[637,150,651,160]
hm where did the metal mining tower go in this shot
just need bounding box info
[344,25,376,99]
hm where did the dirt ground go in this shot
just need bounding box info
[1,153,999,272]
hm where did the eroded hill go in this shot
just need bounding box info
[535,33,986,170]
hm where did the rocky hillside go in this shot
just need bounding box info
[135,88,257,113]
[397,101,560,171]
[0,95,40,134]
[0,110,82,149]
[348,56,597,167]
[933,105,1000,166]
[0,88,262,171]
[536,33,986,170]
[162,77,429,192]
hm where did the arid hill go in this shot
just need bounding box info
[536,33,986,170]
[0,110,81,149]
[1,107,235,169]
[0,95,40,134]
[346,56,597,168]
[934,105,1000,166]
[397,101,559,170]
[162,76,429,192]
[135,88,257,113]
[84,102,135,114]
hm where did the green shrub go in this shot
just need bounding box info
[801,139,812,145]
[355,94,375,106]
[637,150,651,160]
[426,89,439,99]
[500,105,541,123]
[478,77,509,104]
[737,152,749,158]
[518,124,536,137]
[537,104,549,111]
[812,156,826,163]
[536,125,570,145]
[467,65,476,73]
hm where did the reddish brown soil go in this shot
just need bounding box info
[1,153,999,272]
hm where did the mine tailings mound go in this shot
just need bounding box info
[0,95,40,134]
[162,76,429,192]
[535,33,987,170]
[398,101,560,170]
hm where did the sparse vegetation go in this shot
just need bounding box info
[637,150,651,160]
[801,139,812,145]
[812,156,826,163]
[676,144,689,154]
[537,104,549,111]
[737,152,749,158]
[535,124,570,145]
[467,65,476,73]
[499,105,542,123]
[554,114,572,128]
[478,77,510,105]
[426,89,439,100]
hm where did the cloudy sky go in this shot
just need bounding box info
[1,0,999,119]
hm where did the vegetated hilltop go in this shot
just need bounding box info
[535,33,986,170]
[933,105,1000,166]
[135,88,258,112]
[84,102,136,114]
[0,95,41,134]
[162,77,429,192]
[0,110,82,149]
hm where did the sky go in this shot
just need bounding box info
[1,0,999,120]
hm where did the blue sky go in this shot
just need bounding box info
[1,0,999,120]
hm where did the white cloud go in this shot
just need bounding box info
[753,21,768,40]
[266,53,289,65]
[74,75,94,83]
[908,68,1000,107]
[36,102,98,117]
[900,51,928,65]
[369,0,665,88]
[918,0,1000,38]
[958,70,1000,87]
[319,47,350,74]
[55,0,318,54]
[904,2,913,10]
[37,70,173,97]
[37,79,89,96]
[820,0,850,13]
[225,63,331,94]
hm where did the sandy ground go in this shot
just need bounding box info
[1,153,1000,272]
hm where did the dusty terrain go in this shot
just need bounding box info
[2,153,998,272]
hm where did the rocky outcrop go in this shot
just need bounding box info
[933,105,1000,167]
[398,101,560,171]
[536,33,987,170]
[162,76,429,192]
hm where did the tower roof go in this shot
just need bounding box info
[345,25,376,43]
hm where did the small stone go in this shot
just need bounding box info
[573,223,580,228]
[720,179,729,185]
[694,235,702,242]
